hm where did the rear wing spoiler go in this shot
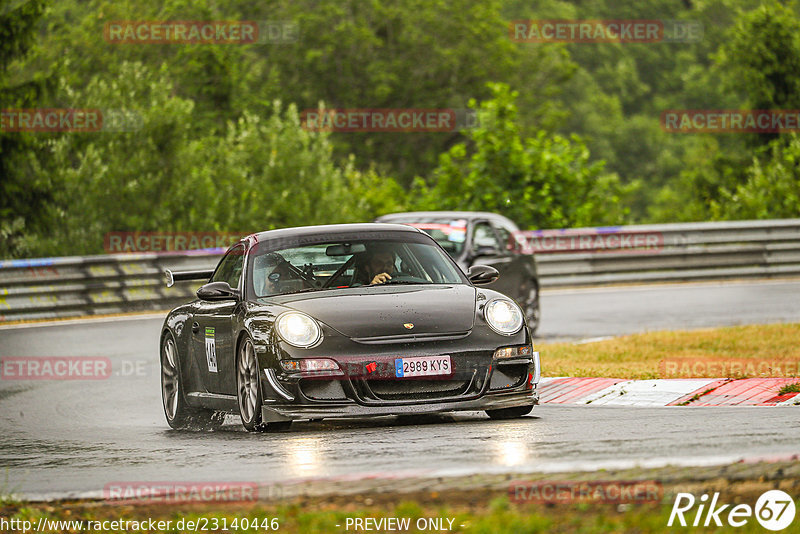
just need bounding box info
[164,269,214,288]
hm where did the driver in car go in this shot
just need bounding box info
[256,252,291,295]
[358,245,397,285]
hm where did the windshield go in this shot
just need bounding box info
[389,219,468,258]
[248,233,466,298]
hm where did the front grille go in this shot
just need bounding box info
[345,351,493,404]
[365,379,470,401]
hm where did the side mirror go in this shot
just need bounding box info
[197,281,240,301]
[467,265,499,285]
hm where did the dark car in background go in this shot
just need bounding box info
[375,211,540,334]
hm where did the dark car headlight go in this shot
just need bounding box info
[484,298,524,335]
[275,312,322,348]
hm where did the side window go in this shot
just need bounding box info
[494,225,513,251]
[472,222,501,250]
[212,245,245,288]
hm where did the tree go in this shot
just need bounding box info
[711,135,800,219]
[237,0,575,184]
[28,62,405,256]
[650,0,799,222]
[717,0,800,146]
[0,0,48,257]
[411,83,634,229]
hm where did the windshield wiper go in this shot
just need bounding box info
[380,279,428,285]
[274,286,325,296]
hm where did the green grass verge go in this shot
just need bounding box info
[538,323,800,379]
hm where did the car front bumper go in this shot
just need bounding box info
[261,386,538,421]
[255,326,541,422]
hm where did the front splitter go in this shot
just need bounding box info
[261,388,539,422]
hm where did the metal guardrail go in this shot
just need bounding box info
[0,253,221,322]
[1,219,798,322]
[532,218,800,286]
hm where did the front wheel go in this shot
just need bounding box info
[237,335,292,433]
[485,405,533,420]
[161,333,224,430]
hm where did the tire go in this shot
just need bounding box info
[161,332,224,430]
[523,282,540,336]
[485,404,533,420]
[236,335,292,433]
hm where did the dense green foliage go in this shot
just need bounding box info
[1,0,799,258]
[1,0,49,257]
[412,83,633,228]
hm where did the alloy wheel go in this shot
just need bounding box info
[161,337,179,421]
[237,338,259,423]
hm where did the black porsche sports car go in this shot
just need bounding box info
[374,211,540,334]
[160,223,541,432]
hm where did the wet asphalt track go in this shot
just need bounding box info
[1,280,799,499]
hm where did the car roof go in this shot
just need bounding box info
[375,211,519,229]
[245,222,423,244]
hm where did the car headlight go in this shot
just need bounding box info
[484,298,524,335]
[275,312,322,348]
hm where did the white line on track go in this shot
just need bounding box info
[0,312,166,330]
[540,277,800,295]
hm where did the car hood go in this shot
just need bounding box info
[267,284,476,339]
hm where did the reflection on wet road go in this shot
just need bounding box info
[2,280,799,498]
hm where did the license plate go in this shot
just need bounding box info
[395,356,451,378]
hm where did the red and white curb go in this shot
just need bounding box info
[539,377,800,406]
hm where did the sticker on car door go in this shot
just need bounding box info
[204,326,218,373]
